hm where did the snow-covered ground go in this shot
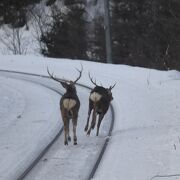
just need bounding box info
[1,55,180,180]
[0,74,61,180]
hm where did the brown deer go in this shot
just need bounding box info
[84,73,115,136]
[47,67,82,145]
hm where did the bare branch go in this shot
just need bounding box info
[0,26,28,55]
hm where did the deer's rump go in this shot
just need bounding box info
[90,92,102,102]
[62,98,77,110]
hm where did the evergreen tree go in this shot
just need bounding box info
[0,0,41,27]
[41,0,88,59]
[111,0,180,70]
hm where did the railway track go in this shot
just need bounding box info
[0,69,115,180]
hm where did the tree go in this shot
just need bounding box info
[87,15,106,62]
[41,1,88,60]
[0,0,42,28]
[0,26,28,54]
[110,0,180,70]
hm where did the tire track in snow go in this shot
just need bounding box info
[0,69,115,180]
[0,70,64,180]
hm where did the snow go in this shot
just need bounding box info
[0,55,180,180]
[0,74,61,180]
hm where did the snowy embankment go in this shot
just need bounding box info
[0,75,61,180]
[1,55,180,180]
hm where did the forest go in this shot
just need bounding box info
[0,0,180,70]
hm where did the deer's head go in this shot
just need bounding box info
[47,66,83,94]
[89,72,115,102]
[106,86,115,101]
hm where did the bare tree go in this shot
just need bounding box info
[0,26,28,55]
[29,3,64,54]
[29,4,51,52]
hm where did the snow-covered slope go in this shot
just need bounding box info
[0,55,180,180]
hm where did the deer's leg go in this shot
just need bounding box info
[67,118,71,142]
[91,107,97,129]
[61,109,69,145]
[87,108,96,136]
[72,113,78,145]
[71,110,78,145]
[85,100,93,132]
[68,135,71,142]
[96,113,104,136]
[63,119,69,145]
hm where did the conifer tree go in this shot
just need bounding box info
[0,0,41,27]
[110,0,180,70]
[41,0,88,59]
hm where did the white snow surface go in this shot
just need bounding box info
[0,55,180,180]
[0,73,61,180]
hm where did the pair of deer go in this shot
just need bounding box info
[47,67,115,145]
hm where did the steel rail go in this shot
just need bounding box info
[86,104,114,180]
[0,69,115,180]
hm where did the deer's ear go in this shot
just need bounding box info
[60,82,68,89]
[107,88,112,95]
[107,88,111,93]
[106,89,113,100]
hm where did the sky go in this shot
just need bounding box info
[0,55,180,180]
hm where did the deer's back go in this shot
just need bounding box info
[91,86,108,96]
[90,86,111,114]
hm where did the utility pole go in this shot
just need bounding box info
[104,0,112,63]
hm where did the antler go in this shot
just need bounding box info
[72,64,83,84]
[88,72,99,86]
[89,72,116,89]
[47,67,65,83]
[109,83,116,90]
[47,65,82,85]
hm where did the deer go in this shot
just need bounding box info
[84,73,115,136]
[47,67,82,145]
